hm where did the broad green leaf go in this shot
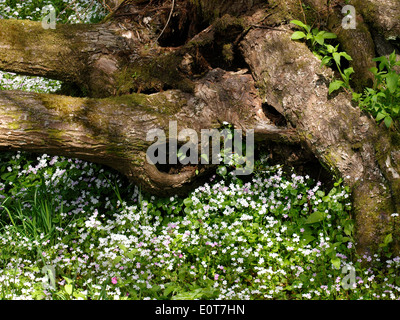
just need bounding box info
[325,44,336,54]
[323,32,337,39]
[290,20,310,32]
[315,32,325,45]
[118,244,128,253]
[340,52,352,61]
[386,72,399,93]
[331,257,341,270]
[183,198,192,207]
[291,31,306,40]
[305,211,324,224]
[65,284,73,295]
[311,28,319,36]
[344,222,354,236]
[376,112,386,121]
[164,285,177,297]
[384,233,393,245]
[333,52,341,66]
[329,80,344,94]
[384,116,393,128]
[301,233,315,245]
[113,256,122,264]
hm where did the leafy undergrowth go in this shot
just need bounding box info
[0,152,399,300]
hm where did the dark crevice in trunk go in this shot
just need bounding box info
[262,103,288,127]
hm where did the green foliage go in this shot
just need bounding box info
[0,151,400,300]
[290,20,337,60]
[356,51,400,128]
[290,20,354,96]
[290,22,400,130]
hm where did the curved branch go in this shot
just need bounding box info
[0,19,131,97]
[0,69,296,196]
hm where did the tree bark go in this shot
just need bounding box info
[0,69,296,196]
[0,0,400,254]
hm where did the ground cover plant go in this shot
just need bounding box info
[0,0,400,301]
[0,151,400,300]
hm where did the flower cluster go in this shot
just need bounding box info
[0,152,399,300]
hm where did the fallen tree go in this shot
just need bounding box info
[0,0,399,255]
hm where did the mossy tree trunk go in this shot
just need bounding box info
[0,0,400,255]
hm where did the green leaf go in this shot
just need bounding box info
[373,56,390,71]
[290,20,310,32]
[323,32,337,39]
[301,233,315,245]
[344,222,354,236]
[343,67,354,80]
[118,244,128,253]
[65,284,73,295]
[376,112,386,121]
[325,44,336,54]
[291,31,306,40]
[329,80,344,94]
[321,56,332,66]
[333,52,341,66]
[314,32,325,45]
[384,116,393,128]
[340,52,352,61]
[384,233,393,245]
[305,211,324,224]
[183,198,193,207]
[386,72,399,93]
[113,256,122,264]
[331,257,341,270]
[201,154,209,163]
[164,285,177,297]
[389,50,397,66]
